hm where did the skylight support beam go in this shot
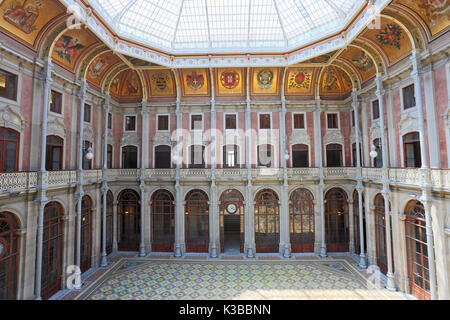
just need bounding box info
[205,0,211,48]
[323,0,347,19]
[293,0,316,30]
[272,0,288,46]
[112,0,137,27]
[171,0,185,48]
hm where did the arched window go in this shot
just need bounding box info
[101,190,114,255]
[289,188,314,252]
[45,135,63,171]
[326,144,343,167]
[189,145,205,168]
[0,211,20,300]
[292,144,309,167]
[219,189,244,253]
[257,144,273,168]
[122,145,138,168]
[154,145,171,169]
[254,189,279,253]
[83,140,93,169]
[117,190,140,251]
[223,145,239,168]
[0,127,19,172]
[185,190,209,252]
[373,138,382,168]
[405,200,430,300]
[151,190,174,252]
[374,193,393,275]
[75,195,93,273]
[403,132,421,168]
[41,202,64,300]
[325,188,348,252]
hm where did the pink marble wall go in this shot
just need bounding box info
[20,74,33,171]
[434,65,448,168]
[113,113,123,168]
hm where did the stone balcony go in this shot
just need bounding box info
[0,168,449,196]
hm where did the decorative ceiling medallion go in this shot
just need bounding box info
[256,69,274,89]
[375,23,404,49]
[88,56,107,79]
[152,72,169,91]
[186,71,205,90]
[220,70,240,89]
[288,70,311,89]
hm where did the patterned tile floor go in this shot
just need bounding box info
[55,253,412,300]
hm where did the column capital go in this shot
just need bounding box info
[40,61,54,83]
[77,80,87,99]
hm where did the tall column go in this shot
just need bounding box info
[139,102,149,257]
[348,196,355,253]
[174,99,184,257]
[352,90,367,268]
[100,94,110,267]
[34,61,53,300]
[209,93,218,258]
[112,200,118,252]
[411,51,437,299]
[314,99,326,257]
[245,73,255,257]
[376,75,395,290]
[279,95,290,257]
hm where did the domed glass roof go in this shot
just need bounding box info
[88,0,363,54]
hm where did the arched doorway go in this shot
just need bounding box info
[0,127,19,172]
[151,190,175,252]
[325,188,349,252]
[117,189,140,251]
[101,190,114,255]
[289,188,314,252]
[75,195,93,273]
[219,189,244,253]
[352,190,366,255]
[254,189,279,253]
[405,200,430,300]
[184,190,209,252]
[0,211,20,300]
[41,202,64,300]
[374,193,394,275]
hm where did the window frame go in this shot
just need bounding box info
[325,143,343,167]
[224,113,238,131]
[258,112,272,130]
[121,145,139,168]
[49,90,63,115]
[188,144,206,168]
[124,115,137,132]
[83,104,91,123]
[154,144,172,169]
[402,83,416,111]
[0,68,18,102]
[257,144,274,168]
[371,99,380,120]
[156,114,170,132]
[107,113,112,130]
[326,112,339,130]
[291,144,309,168]
[292,112,306,130]
[45,135,64,171]
[190,113,203,132]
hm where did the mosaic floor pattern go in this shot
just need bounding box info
[72,257,408,300]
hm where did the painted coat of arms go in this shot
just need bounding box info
[288,70,311,89]
[88,56,107,79]
[54,35,85,64]
[352,51,374,72]
[220,71,240,89]
[417,0,449,26]
[152,72,169,91]
[375,23,404,49]
[256,69,274,90]
[3,0,43,34]
[186,72,204,90]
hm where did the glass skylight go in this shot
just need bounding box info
[88,0,363,54]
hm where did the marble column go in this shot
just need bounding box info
[279,97,290,257]
[352,90,367,268]
[34,61,53,300]
[113,200,118,252]
[74,80,87,290]
[100,94,110,267]
[348,197,355,254]
[314,99,326,257]
[139,102,149,257]
[174,99,184,257]
[209,96,218,258]
[245,93,255,257]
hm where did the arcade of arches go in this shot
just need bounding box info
[0,0,449,301]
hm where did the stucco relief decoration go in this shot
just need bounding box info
[398,112,418,135]
[0,105,24,131]
[323,130,344,145]
[152,132,172,146]
[121,132,140,146]
[289,130,311,145]
[47,117,66,137]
